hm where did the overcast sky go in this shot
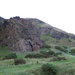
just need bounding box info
[0,0,75,34]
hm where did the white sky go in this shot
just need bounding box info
[0,0,75,34]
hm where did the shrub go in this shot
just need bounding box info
[70,49,75,55]
[25,50,56,58]
[55,45,68,53]
[70,49,75,53]
[25,53,43,58]
[68,39,71,42]
[42,63,57,75]
[40,50,56,58]
[14,58,26,65]
[3,53,17,59]
[46,45,52,49]
[51,57,67,61]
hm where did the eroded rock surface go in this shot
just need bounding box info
[0,17,46,51]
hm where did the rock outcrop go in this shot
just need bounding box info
[0,17,46,51]
[39,27,69,39]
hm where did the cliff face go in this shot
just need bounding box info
[0,17,46,51]
[1,17,75,49]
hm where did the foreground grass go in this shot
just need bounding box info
[0,47,75,75]
[0,55,75,75]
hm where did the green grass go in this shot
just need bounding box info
[0,47,75,75]
[40,34,75,48]
[0,54,75,75]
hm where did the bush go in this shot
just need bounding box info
[68,39,71,42]
[70,49,75,55]
[25,53,43,58]
[46,45,52,49]
[25,50,56,58]
[3,53,17,60]
[55,45,68,53]
[14,58,26,65]
[42,63,57,75]
[70,49,75,53]
[51,57,67,61]
[40,50,56,58]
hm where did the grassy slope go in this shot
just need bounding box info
[0,55,75,75]
[40,34,75,47]
[0,47,75,75]
[32,19,75,47]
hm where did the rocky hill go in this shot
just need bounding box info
[27,18,75,47]
[28,18,75,39]
[0,16,75,50]
[0,17,45,52]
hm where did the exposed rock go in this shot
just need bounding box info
[27,18,74,39]
[37,26,69,39]
[51,31,69,39]
[1,17,75,49]
[0,17,46,51]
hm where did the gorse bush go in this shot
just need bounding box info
[55,45,68,53]
[70,49,75,53]
[51,57,67,61]
[14,58,26,65]
[46,45,52,49]
[3,53,17,59]
[25,50,56,58]
[68,39,71,42]
[25,53,43,58]
[42,63,57,75]
[25,53,48,58]
[70,49,75,55]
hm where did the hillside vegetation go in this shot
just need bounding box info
[0,47,75,75]
[0,17,75,75]
[29,18,75,47]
